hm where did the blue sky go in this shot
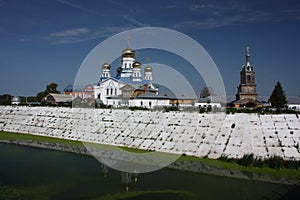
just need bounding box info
[0,0,299,97]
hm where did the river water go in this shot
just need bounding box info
[0,142,297,200]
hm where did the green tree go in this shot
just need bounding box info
[0,94,12,105]
[36,82,61,102]
[45,82,60,94]
[200,86,214,98]
[36,91,46,102]
[269,81,287,109]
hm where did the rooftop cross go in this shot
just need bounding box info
[127,34,131,48]
[246,46,250,56]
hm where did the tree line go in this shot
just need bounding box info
[0,82,60,105]
[0,81,292,109]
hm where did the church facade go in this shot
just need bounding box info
[232,47,262,108]
[93,47,169,108]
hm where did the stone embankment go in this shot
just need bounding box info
[0,106,299,160]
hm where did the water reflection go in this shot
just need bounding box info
[1,139,298,185]
[101,164,139,192]
[0,140,299,200]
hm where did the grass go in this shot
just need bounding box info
[178,155,300,181]
[1,131,300,182]
[0,131,83,146]
[119,146,150,153]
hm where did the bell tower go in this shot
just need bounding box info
[234,46,262,107]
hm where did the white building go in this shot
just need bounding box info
[287,96,300,111]
[94,47,170,108]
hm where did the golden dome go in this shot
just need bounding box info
[102,62,111,70]
[132,61,141,68]
[122,48,135,57]
[145,65,152,72]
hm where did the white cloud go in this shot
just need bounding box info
[170,1,271,30]
[47,26,135,45]
[123,15,150,27]
[49,28,89,37]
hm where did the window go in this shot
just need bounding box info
[141,101,143,106]
[115,88,117,95]
[111,88,113,95]
[247,75,251,83]
[106,88,109,95]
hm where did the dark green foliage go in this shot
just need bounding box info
[129,106,149,111]
[218,154,300,170]
[0,185,22,200]
[199,107,206,113]
[0,94,12,105]
[36,82,61,102]
[200,86,214,98]
[238,154,254,167]
[26,96,37,102]
[217,155,232,162]
[45,82,60,94]
[284,160,300,170]
[36,91,46,102]
[269,81,287,109]
[95,103,111,109]
[252,158,264,168]
[226,107,299,114]
[267,156,285,169]
[164,106,179,112]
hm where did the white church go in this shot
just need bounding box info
[93,47,169,108]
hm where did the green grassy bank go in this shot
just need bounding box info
[0,131,299,182]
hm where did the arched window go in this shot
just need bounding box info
[111,88,113,95]
[247,75,251,83]
[106,88,109,95]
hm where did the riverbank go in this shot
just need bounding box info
[1,131,299,184]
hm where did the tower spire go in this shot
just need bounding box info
[246,46,250,56]
[246,46,250,66]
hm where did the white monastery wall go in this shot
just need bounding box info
[0,106,299,160]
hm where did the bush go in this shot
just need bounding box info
[284,160,300,170]
[267,156,284,169]
[199,107,206,113]
[217,154,300,170]
[238,154,254,167]
[253,158,264,168]
[164,106,179,112]
[218,155,229,162]
[129,106,149,111]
